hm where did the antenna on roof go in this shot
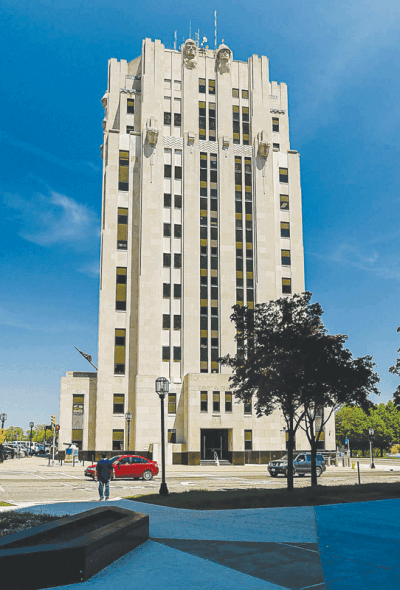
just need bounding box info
[174,30,177,51]
[189,21,192,39]
[214,10,217,49]
[195,29,200,46]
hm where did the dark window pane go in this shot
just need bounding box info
[127,99,134,114]
[164,193,171,207]
[164,112,171,125]
[279,168,288,183]
[163,283,171,298]
[162,346,170,361]
[163,223,171,237]
[174,194,182,208]
[164,165,172,178]
[174,254,182,268]
[174,315,181,330]
[174,113,181,126]
[211,317,218,330]
[174,224,182,238]
[163,314,170,329]
[282,278,292,294]
[175,166,182,179]
[173,346,181,361]
[174,284,181,298]
[163,253,171,267]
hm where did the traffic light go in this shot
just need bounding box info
[51,415,56,426]
[55,424,60,432]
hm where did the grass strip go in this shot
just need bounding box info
[127,481,400,510]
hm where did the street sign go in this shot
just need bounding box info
[345,438,349,445]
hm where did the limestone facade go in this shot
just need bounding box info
[58,38,335,463]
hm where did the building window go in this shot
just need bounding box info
[168,429,177,443]
[112,429,124,451]
[272,117,279,132]
[163,314,170,329]
[208,79,215,94]
[163,223,171,237]
[126,126,134,134]
[244,399,252,414]
[163,283,171,298]
[225,392,232,412]
[174,194,182,208]
[209,103,216,141]
[213,391,220,412]
[273,143,280,150]
[199,78,206,93]
[280,222,290,238]
[117,208,128,250]
[113,394,124,414]
[127,98,134,114]
[279,168,288,183]
[168,393,176,414]
[164,164,172,178]
[280,194,289,210]
[118,151,129,191]
[164,111,172,125]
[174,224,182,239]
[244,430,253,451]
[173,346,181,362]
[174,253,182,268]
[174,283,181,298]
[73,395,84,414]
[163,253,171,267]
[116,267,127,311]
[174,113,181,127]
[281,250,291,266]
[175,166,182,179]
[233,106,240,144]
[72,429,83,450]
[201,390,208,412]
[232,88,239,98]
[242,89,249,99]
[199,101,206,140]
[164,193,171,208]
[114,329,126,374]
[242,107,250,145]
[174,315,181,330]
[282,278,292,294]
[162,346,170,362]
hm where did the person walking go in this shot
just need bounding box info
[96,453,113,501]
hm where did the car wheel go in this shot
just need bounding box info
[316,467,322,477]
[270,473,278,478]
[142,470,153,481]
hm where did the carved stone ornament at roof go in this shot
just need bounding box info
[216,44,232,74]
[183,39,197,70]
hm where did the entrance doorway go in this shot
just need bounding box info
[201,429,229,461]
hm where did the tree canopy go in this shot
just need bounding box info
[389,326,400,408]
[220,292,380,488]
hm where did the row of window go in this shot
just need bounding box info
[235,157,254,309]
[163,314,181,330]
[164,193,182,208]
[198,80,250,100]
[199,101,216,141]
[162,346,181,362]
[233,106,250,145]
[163,223,182,238]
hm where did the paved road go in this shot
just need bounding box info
[1,457,400,505]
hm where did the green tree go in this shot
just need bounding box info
[335,406,370,453]
[220,292,379,489]
[5,426,25,442]
[389,326,400,408]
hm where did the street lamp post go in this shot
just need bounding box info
[369,428,375,469]
[155,377,169,496]
[125,412,132,450]
[29,422,34,457]
[0,413,7,430]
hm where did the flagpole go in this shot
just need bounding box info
[74,347,98,371]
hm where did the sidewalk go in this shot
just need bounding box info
[11,497,400,589]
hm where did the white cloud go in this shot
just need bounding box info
[78,260,100,277]
[3,190,100,249]
[329,244,400,280]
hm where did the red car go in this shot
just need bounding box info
[84,455,159,481]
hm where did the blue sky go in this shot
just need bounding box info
[1,0,400,431]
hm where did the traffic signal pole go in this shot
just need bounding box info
[52,425,56,467]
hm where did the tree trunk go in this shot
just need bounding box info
[287,414,294,491]
[311,440,318,487]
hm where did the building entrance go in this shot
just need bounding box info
[201,429,229,461]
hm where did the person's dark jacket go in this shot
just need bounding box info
[96,459,113,483]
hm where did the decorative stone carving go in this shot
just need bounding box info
[183,39,197,69]
[257,131,270,158]
[216,44,232,73]
[146,118,159,146]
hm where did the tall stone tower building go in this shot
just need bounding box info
[59,38,335,463]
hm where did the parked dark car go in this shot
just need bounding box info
[268,453,326,477]
[84,455,159,481]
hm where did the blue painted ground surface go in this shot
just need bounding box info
[315,499,400,589]
[11,498,400,589]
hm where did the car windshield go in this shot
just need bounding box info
[279,455,288,461]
